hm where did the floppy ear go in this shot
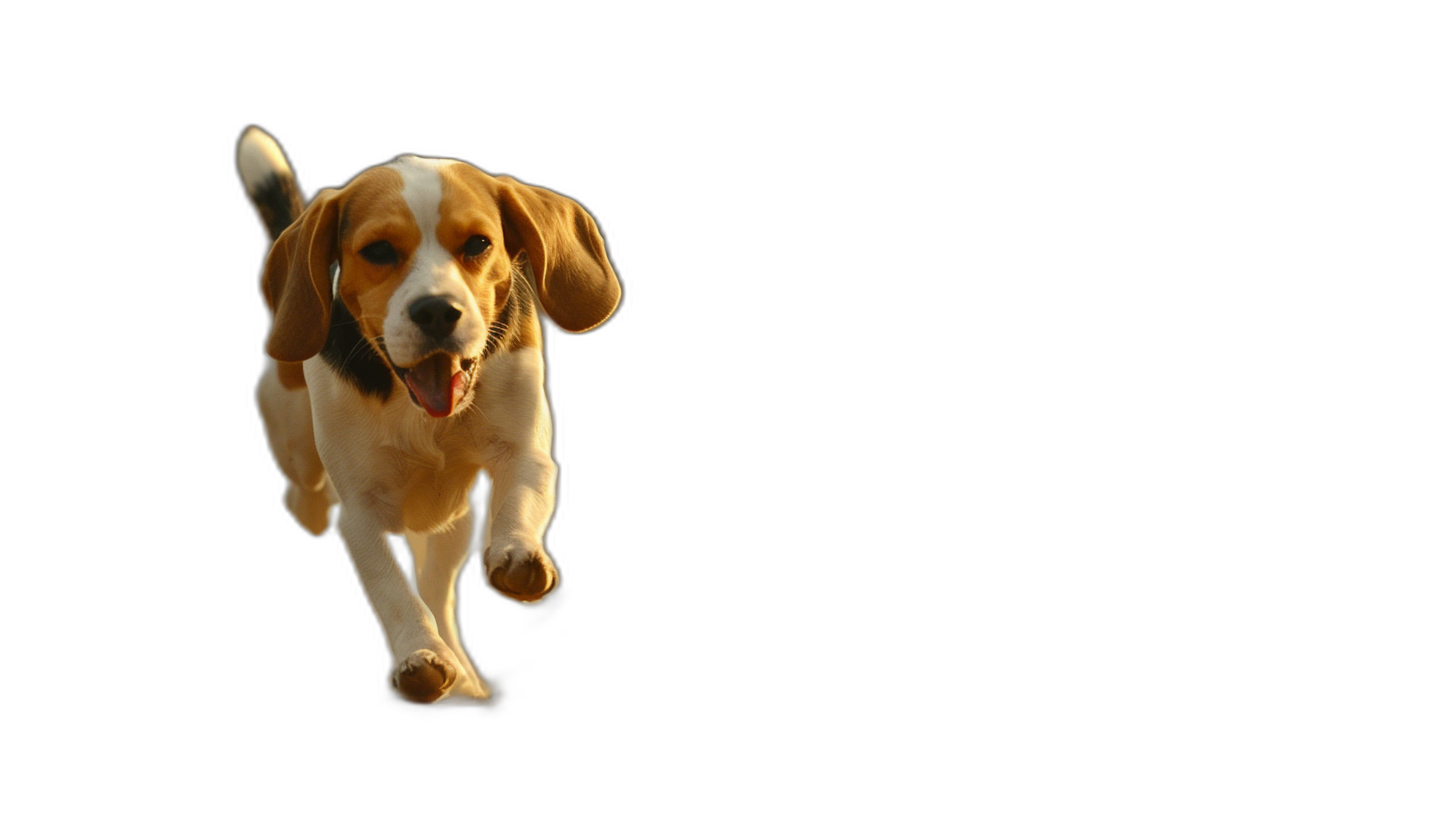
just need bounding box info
[262,188,341,361]
[496,178,621,332]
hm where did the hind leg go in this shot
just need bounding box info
[285,477,335,535]
[257,360,336,534]
[407,508,490,699]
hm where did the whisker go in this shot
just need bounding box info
[323,311,388,371]
[479,312,513,357]
[339,337,373,368]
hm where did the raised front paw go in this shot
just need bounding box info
[391,649,458,703]
[486,545,558,602]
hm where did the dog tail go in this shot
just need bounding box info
[237,125,303,241]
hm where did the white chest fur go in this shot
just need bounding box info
[305,348,550,533]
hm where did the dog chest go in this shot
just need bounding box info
[346,407,487,534]
[398,455,479,533]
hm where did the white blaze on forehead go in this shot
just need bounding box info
[388,155,456,282]
[382,156,486,366]
[390,155,456,237]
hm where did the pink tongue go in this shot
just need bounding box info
[405,355,459,418]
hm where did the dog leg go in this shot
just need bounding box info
[257,362,335,534]
[483,448,560,602]
[405,511,490,699]
[284,477,334,536]
[336,506,462,702]
[475,350,562,602]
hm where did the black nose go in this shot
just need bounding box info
[408,296,463,341]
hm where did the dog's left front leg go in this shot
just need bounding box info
[337,506,461,702]
[483,446,560,603]
[478,352,561,603]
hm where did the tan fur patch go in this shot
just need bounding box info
[401,458,480,533]
[334,167,417,347]
[276,360,307,389]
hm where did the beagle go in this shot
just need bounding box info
[236,126,619,702]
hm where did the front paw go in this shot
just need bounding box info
[391,649,458,703]
[486,546,558,602]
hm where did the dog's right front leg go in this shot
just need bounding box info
[336,506,461,702]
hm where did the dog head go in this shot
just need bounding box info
[262,156,619,417]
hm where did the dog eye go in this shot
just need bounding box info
[462,235,491,258]
[360,241,397,265]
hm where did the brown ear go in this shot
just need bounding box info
[262,189,341,361]
[497,178,620,332]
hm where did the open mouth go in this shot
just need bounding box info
[388,351,478,418]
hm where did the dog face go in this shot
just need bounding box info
[262,156,620,418]
[337,157,505,418]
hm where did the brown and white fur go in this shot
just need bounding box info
[237,126,619,702]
